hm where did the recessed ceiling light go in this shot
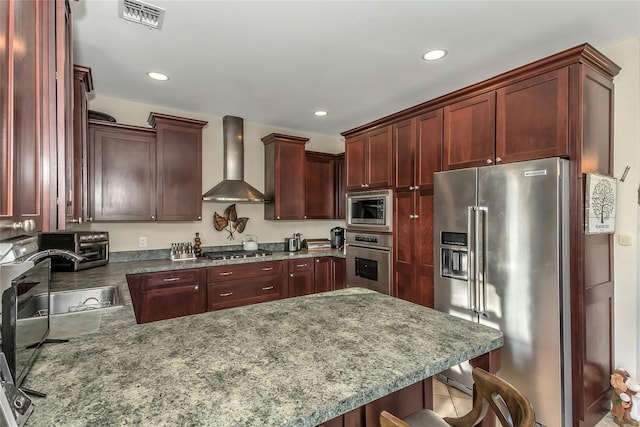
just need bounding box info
[314,111,328,117]
[147,71,169,81]
[422,49,448,61]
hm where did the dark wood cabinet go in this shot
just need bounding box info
[69,65,93,225]
[89,122,157,221]
[126,269,205,324]
[345,126,393,191]
[88,114,206,222]
[262,133,309,220]
[496,67,569,164]
[1,0,63,236]
[333,257,346,290]
[288,259,314,297]
[148,112,207,221]
[305,152,336,219]
[206,261,285,310]
[443,92,496,170]
[343,44,621,427]
[314,257,332,293]
[334,153,346,219]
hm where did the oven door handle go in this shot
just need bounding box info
[78,241,108,248]
[347,243,391,252]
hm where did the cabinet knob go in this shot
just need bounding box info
[409,186,414,191]
[495,157,502,163]
[365,184,369,188]
[290,273,294,277]
[276,216,280,220]
[197,216,202,220]
[10,220,35,232]
[151,215,156,220]
[194,285,199,290]
[361,184,365,188]
[69,218,81,224]
[316,259,319,263]
[414,214,419,219]
[413,185,419,191]
[304,215,307,219]
[486,159,493,164]
[86,217,93,222]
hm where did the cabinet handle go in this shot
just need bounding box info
[495,157,502,163]
[69,218,81,224]
[261,267,273,271]
[219,272,233,276]
[163,277,180,282]
[486,159,493,164]
[219,292,233,297]
[296,264,308,267]
[262,286,274,291]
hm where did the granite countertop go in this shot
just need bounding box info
[23,288,502,427]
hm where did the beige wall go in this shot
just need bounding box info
[603,36,640,379]
[80,95,346,251]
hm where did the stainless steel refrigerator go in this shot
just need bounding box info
[434,157,571,427]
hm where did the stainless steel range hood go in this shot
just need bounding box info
[202,115,269,203]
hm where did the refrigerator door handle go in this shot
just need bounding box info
[467,206,476,313]
[477,206,488,316]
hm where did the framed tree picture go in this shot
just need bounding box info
[585,173,617,234]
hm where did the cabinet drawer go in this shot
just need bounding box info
[208,276,282,310]
[207,261,282,281]
[288,259,313,272]
[141,269,201,290]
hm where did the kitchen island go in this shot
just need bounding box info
[22,285,502,427]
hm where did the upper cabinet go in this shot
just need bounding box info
[88,113,207,222]
[442,68,570,171]
[262,133,309,220]
[149,112,206,221]
[1,0,64,236]
[345,126,393,191]
[305,151,345,220]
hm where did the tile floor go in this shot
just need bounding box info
[432,378,619,427]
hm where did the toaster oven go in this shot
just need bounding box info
[38,232,109,272]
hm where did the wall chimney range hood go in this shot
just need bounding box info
[202,115,269,203]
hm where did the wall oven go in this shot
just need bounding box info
[345,231,392,295]
[346,190,393,232]
[38,232,109,272]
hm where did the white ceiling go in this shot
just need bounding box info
[70,1,640,137]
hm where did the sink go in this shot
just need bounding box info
[18,286,124,338]
[20,286,124,317]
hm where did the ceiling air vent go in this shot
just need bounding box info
[118,0,165,30]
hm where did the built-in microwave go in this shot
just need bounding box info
[345,189,393,232]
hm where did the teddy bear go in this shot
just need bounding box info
[611,369,640,426]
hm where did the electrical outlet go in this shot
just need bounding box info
[139,236,147,248]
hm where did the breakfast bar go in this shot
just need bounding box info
[23,287,502,426]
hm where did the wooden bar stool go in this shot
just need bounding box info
[380,367,535,427]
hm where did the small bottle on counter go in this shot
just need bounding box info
[194,233,202,257]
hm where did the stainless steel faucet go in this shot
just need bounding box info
[24,249,84,264]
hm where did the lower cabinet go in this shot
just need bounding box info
[288,259,314,297]
[127,257,347,323]
[314,257,346,293]
[126,268,206,324]
[206,261,285,310]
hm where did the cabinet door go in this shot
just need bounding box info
[393,118,416,190]
[334,154,346,219]
[314,257,332,293]
[288,270,314,297]
[417,190,434,308]
[394,191,418,303]
[443,92,496,170]
[366,126,393,189]
[0,0,12,234]
[332,257,346,290]
[416,109,442,189]
[71,66,92,225]
[140,284,202,323]
[156,124,202,221]
[345,134,366,191]
[89,124,157,221]
[305,153,335,219]
[496,68,569,164]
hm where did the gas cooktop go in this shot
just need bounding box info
[202,249,273,260]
